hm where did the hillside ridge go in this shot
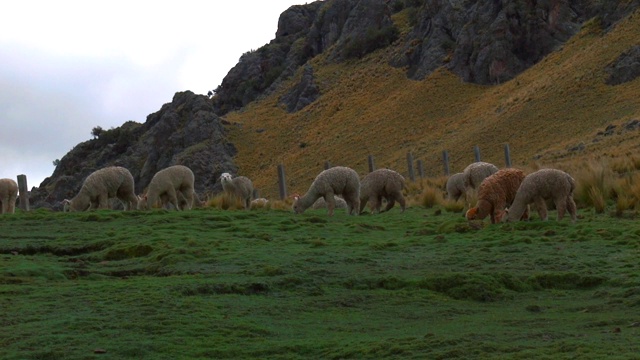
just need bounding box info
[225,5,640,199]
[31,1,640,207]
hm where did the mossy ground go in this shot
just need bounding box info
[1,205,639,359]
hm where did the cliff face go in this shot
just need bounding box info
[31,91,237,209]
[213,0,639,114]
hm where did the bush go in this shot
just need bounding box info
[343,25,400,59]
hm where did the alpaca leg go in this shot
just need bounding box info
[167,189,180,211]
[522,205,530,221]
[0,199,6,214]
[534,197,547,221]
[352,196,360,216]
[374,196,383,214]
[120,195,134,210]
[359,195,369,214]
[491,200,505,224]
[90,199,99,210]
[567,196,577,223]
[98,194,109,209]
[383,195,396,212]
[397,193,406,212]
[364,196,375,214]
[555,196,567,221]
[325,194,335,216]
[347,193,360,216]
[7,195,16,213]
[183,190,194,210]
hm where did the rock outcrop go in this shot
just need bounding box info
[213,0,640,114]
[30,91,236,209]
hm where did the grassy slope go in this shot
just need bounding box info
[1,207,640,359]
[225,9,640,199]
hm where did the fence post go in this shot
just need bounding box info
[417,160,425,179]
[406,152,415,182]
[277,164,287,200]
[324,161,331,170]
[17,174,29,211]
[442,150,450,176]
[367,155,375,173]
[504,144,512,168]
[474,145,481,162]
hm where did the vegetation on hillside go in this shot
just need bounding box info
[224,8,640,200]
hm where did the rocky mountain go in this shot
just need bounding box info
[213,0,639,114]
[30,91,237,209]
[29,0,640,208]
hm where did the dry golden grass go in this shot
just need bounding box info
[267,200,292,211]
[223,9,640,201]
[417,186,441,208]
[441,199,465,213]
[588,187,607,214]
[615,194,634,216]
[208,193,246,210]
[615,173,640,208]
[573,160,616,209]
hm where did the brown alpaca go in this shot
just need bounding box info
[466,168,527,223]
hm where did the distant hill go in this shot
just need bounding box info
[31,0,640,207]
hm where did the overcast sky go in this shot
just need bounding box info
[1,0,309,188]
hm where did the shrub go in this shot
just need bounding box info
[391,0,404,13]
[342,25,399,59]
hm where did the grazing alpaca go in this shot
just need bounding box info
[503,168,577,223]
[293,166,360,216]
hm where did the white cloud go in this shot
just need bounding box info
[0,1,309,187]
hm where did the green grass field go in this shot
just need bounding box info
[1,206,639,359]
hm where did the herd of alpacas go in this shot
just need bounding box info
[0,161,577,222]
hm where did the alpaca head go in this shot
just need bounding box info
[219,173,234,187]
[500,208,510,222]
[465,207,479,220]
[62,199,71,212]
[291,194,303,214]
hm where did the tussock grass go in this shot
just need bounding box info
[208,193,246,210]
[573,160,616,210]
[417,185,441,208]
